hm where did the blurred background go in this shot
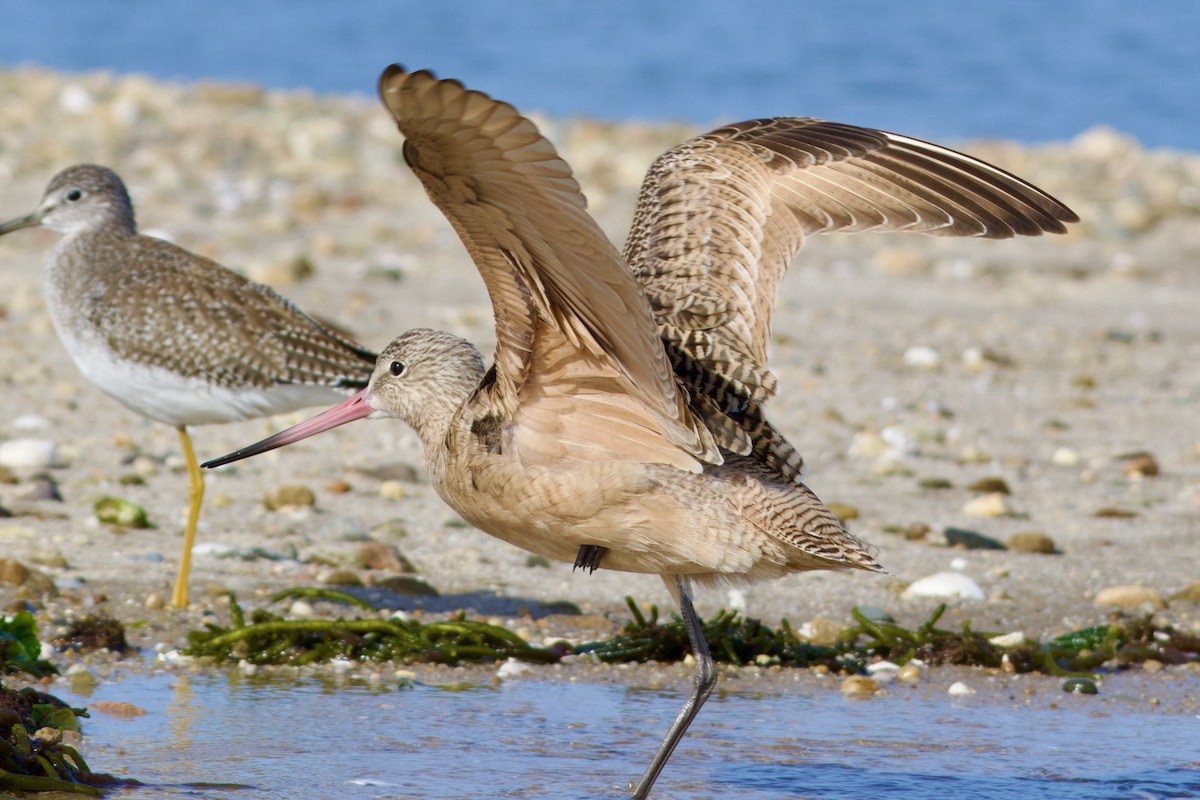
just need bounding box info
[0,0,1196,149]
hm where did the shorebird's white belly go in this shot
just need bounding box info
[60,332,345,427]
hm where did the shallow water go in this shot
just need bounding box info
[65,673,1199,800]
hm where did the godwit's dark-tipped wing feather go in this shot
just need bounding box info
[624,117,1077,477]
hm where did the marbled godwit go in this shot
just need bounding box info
[204,67,1078,797]
[0,164,377,609]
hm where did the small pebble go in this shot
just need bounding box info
[1094,507,1138,519]
[370,519,410,539]
[896,664,921,684]
[963,492,1010,517]
[1093,585,1166,610]
[246,253,316,288]
[263,485,316,511]
[865,661,900,683]
[289,600,315,618]
[1062,678,1098,695]
[1006,532,1057,554]
[902,571,985,601]
[89,701,147,717]
[144,592,166,610]
[0,558,57,595]
[59,83,94,114]
[855,606,896,623]
[944,527,1006,551]
[966,477,1011,494]
[1121,454,1159,478]
[34,727,82,746]
[989,631,1027,648]
[322,569,363,587]
[374,575,440,596]
[12,414,51,431]
[826,503,859,522]
[947,681,976,697]
[840,675,879,697]
[902,345,941,368]
[360,541,415,572]
[1052,447,1081,466]
[496,658,533,680]
[94,497,151,528]
[379,480,408,501]
[0,438,57,469]
[798,617,843,646]
[848,431,889,458]
[918,477,953,490]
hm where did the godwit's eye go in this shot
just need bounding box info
[66,189,83,202]
[389,360,405,376]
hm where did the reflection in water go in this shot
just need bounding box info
[66,674,1199,799]
[167,676,196,751]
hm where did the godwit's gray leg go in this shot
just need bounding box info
[632,575,716,800]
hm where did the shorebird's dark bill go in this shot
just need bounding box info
[201,388,373,468]
[0,212,43,236]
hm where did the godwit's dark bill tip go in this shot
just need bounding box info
[201,389,375,469]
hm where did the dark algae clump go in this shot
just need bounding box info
[0,615,124,795]
[184,590,565,666]
[184,591,1199,677]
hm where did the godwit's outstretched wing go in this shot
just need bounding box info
[378,66,719,471]
[624,118,1078,475]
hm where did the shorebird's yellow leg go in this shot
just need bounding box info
[171,425,204,609]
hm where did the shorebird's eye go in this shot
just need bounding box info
[389,360,405,376]
[66,189,83,202]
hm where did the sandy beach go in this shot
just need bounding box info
[0,67,1197,710]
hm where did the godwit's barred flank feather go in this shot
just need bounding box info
[624,118,1078,478]
[207,67,1077,799]
[0,164,378,608]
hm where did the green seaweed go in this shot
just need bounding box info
[184,595,565,666]
[0,612,57,678]
[182,592,1198,680]
[0,682,120,794]
[577,597,852,671]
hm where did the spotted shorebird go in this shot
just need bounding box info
[204,67,1078,797]
[0,164,377,609]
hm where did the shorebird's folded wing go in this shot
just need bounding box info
[378,65,719,467]
[111,238,377,390]
[625,117,1079,413]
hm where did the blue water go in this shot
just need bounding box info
[67,673,1200,799]
[0,0,1197,149]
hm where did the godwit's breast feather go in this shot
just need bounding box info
[378,66,720,466]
